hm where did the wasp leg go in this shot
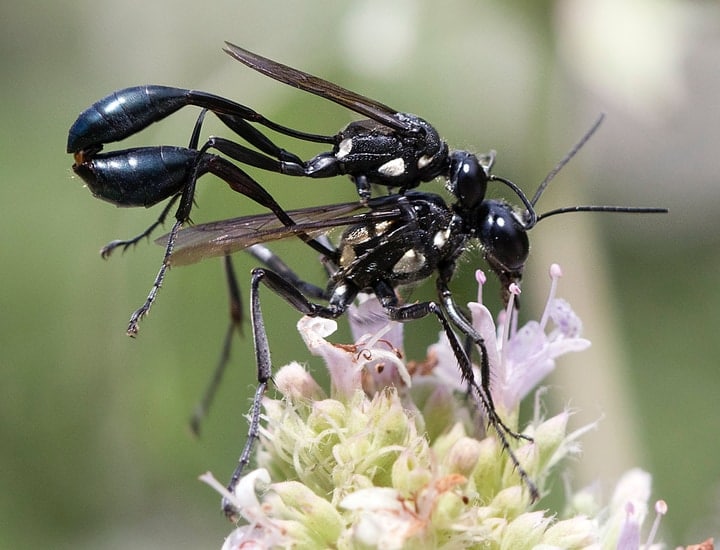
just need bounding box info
[222,266,352,519]
[374,279,539,502]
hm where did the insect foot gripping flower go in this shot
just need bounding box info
[203,263,674,549]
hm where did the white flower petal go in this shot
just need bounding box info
[297,316,363,397]
[610,468,652,515]
[341,487,403,511]
[232,468,271,516]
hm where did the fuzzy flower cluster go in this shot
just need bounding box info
[203,264,672,549]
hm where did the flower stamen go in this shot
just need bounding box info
[540,263,563,331]
[643,499,668,549]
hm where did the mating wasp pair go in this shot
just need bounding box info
[68,42,666,515]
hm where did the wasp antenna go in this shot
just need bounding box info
[535,205,668,223]
[489,174,537,228]
[529,114,605,208]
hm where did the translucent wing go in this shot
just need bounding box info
[224,42,412,134]
[158,200,401,266]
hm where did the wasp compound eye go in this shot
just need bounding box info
[477,200,529,272]
[448,151,488,209]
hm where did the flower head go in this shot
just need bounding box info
[203,263,673,549]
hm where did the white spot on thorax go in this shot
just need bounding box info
[433,228,451,249]
[393,248,425,274]
[373,221,392,235]
[378,157,405,177]
[417,154,433,169]
[337,138,353,159]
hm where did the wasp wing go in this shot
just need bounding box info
[158,201,402,266]
[224,42,411,134]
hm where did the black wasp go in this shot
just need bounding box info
[68,42,546,335]
[161,120,666,516]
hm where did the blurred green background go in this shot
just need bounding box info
[2,0,718,547]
